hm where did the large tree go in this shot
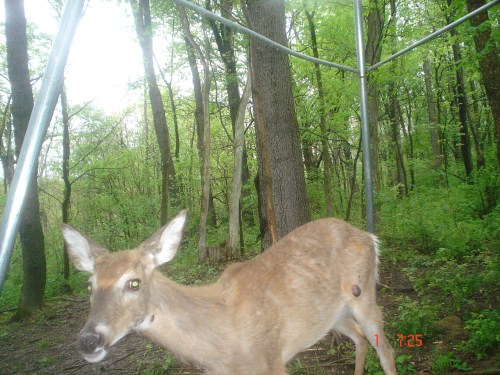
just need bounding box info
[243,0,310,249]
[4,0,46,319]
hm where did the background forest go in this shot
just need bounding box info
[0,0,499,373]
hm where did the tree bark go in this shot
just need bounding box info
[130,0,175,225]
[243,0,310,249]
[5,0,46,319]
[465,0,500,167]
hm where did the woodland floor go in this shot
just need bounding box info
[0,258,497,375]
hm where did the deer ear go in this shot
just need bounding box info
[61,224,108,273]
[142,210,187,267]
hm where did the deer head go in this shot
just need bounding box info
[61,210,187,363]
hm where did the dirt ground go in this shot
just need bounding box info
[0,260,496,374]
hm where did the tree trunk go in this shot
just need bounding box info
[1,96,15,192]
[60,80,71,285]
[387,90,408,197]
[177,5,212,262]
[5,0,46,319]
[243,0,310,249]
[130,0,175,225]
[446,0,473,178]
[228,74,251,258]
[465,0,500,167]
[207,0,251,187]
[182,15,217,228]
[423,57,442,169]
[364,0,385,228]
[304,1,334,216]
[386,0,407,197]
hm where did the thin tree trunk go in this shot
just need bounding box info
[304,1,334,216]
[387,0,407,197]
[60,80,71,285]
[423,57,442,169]
[364,0,385,228]
[345,136,362,222]
[387,90,408,197]
[399,98,415,190]
[468,80,485,169]
[130,0,175,225]
[446,0,473,178]
[182,15,217,228]
[1,96,15,192]
[143,77,152,196]
[177,5,212,262]
[228,73,251,258]
[154,53,181,161]
[206,0,251,187]
[5,0,46,319]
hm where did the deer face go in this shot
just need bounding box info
[62,211,187,363]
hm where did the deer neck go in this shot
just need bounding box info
[135,272,231,367]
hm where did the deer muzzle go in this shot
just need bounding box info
[77,331,107,363]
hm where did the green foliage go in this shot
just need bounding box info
[381,182,495,258]
[393,295,440,337]
[289,359,307,375]
[403,252,494,313]
[363,348,417,375]
[432,352,471,374]
[38,355,53,367]
[395,353,416,374]
[460,310,500,360]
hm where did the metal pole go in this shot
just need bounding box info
[369,0,499,72]
[353,0,375,233]
[0,0,86,294]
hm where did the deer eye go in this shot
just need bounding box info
[128,279,141,291]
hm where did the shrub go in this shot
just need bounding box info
[460,310,500,359]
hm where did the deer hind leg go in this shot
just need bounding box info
[333,318,368,375]
[350,303,397,375]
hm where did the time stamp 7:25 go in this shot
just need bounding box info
[374,333,423,347]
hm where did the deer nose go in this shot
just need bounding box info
[77,331,104,354]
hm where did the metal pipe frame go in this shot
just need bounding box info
[353,0,374,234]
[0,0,86,294]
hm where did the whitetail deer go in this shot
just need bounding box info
[62,210,396,374]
